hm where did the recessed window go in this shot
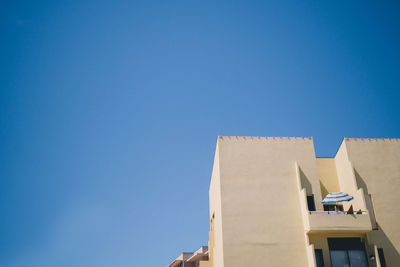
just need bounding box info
[328,238,368,267]
[307,195,316,211]
[315,249,325,267]
[378,248,386,267]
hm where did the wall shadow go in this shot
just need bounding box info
[355,169,400,264]
[370,223,400,265]
[299,167,312,195]
[354,168,369,194]
[319,181,329,198]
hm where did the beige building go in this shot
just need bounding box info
[167,246,209,267]
[170,136,400,267]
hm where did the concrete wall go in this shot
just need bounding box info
[208,141,223,267]
[344,138,400,266]
[334,142,367,212]
[316,158,340,198]
[216,136,322,267]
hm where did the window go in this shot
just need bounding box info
[328,238,368,267]
[307,195,316,211]
[330,250,350,266]
[315,249,325,267]
[378,248,386,267]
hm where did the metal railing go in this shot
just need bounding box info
[309,210,367,215]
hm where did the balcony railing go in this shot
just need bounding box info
[306,210,372,234]
[309,210,367,215]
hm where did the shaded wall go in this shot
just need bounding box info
[316,158,340,198]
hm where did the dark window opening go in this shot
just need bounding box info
[315,249,325,267]
[378,248,386,267]
[307,195,316,211]
[328,238,368,267]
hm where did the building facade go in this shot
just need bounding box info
[167,246,209,267]
[170,136,400,267]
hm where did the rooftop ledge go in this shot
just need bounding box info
[218,136,313,141]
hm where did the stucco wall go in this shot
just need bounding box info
[334,142,366,212]
[344,138,400,266]
[316,158,340,198]
[208,141,223,267]
[216,136,321,267]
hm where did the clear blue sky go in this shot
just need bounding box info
[1,1,399,266]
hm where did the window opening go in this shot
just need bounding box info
[307,195,316,211]
[378,248,386,267]
[328,238,368,267]
[315,249,325,267]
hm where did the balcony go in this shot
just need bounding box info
[306,211,372,234]
[294,162,374,235]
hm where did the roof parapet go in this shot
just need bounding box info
[218,136,313,141]
[344,138,400,142]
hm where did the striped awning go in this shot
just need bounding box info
[322,192,354,204]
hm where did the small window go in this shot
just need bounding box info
[315,249,325,267]
[307,195,316,211]
[378,248,386,267]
